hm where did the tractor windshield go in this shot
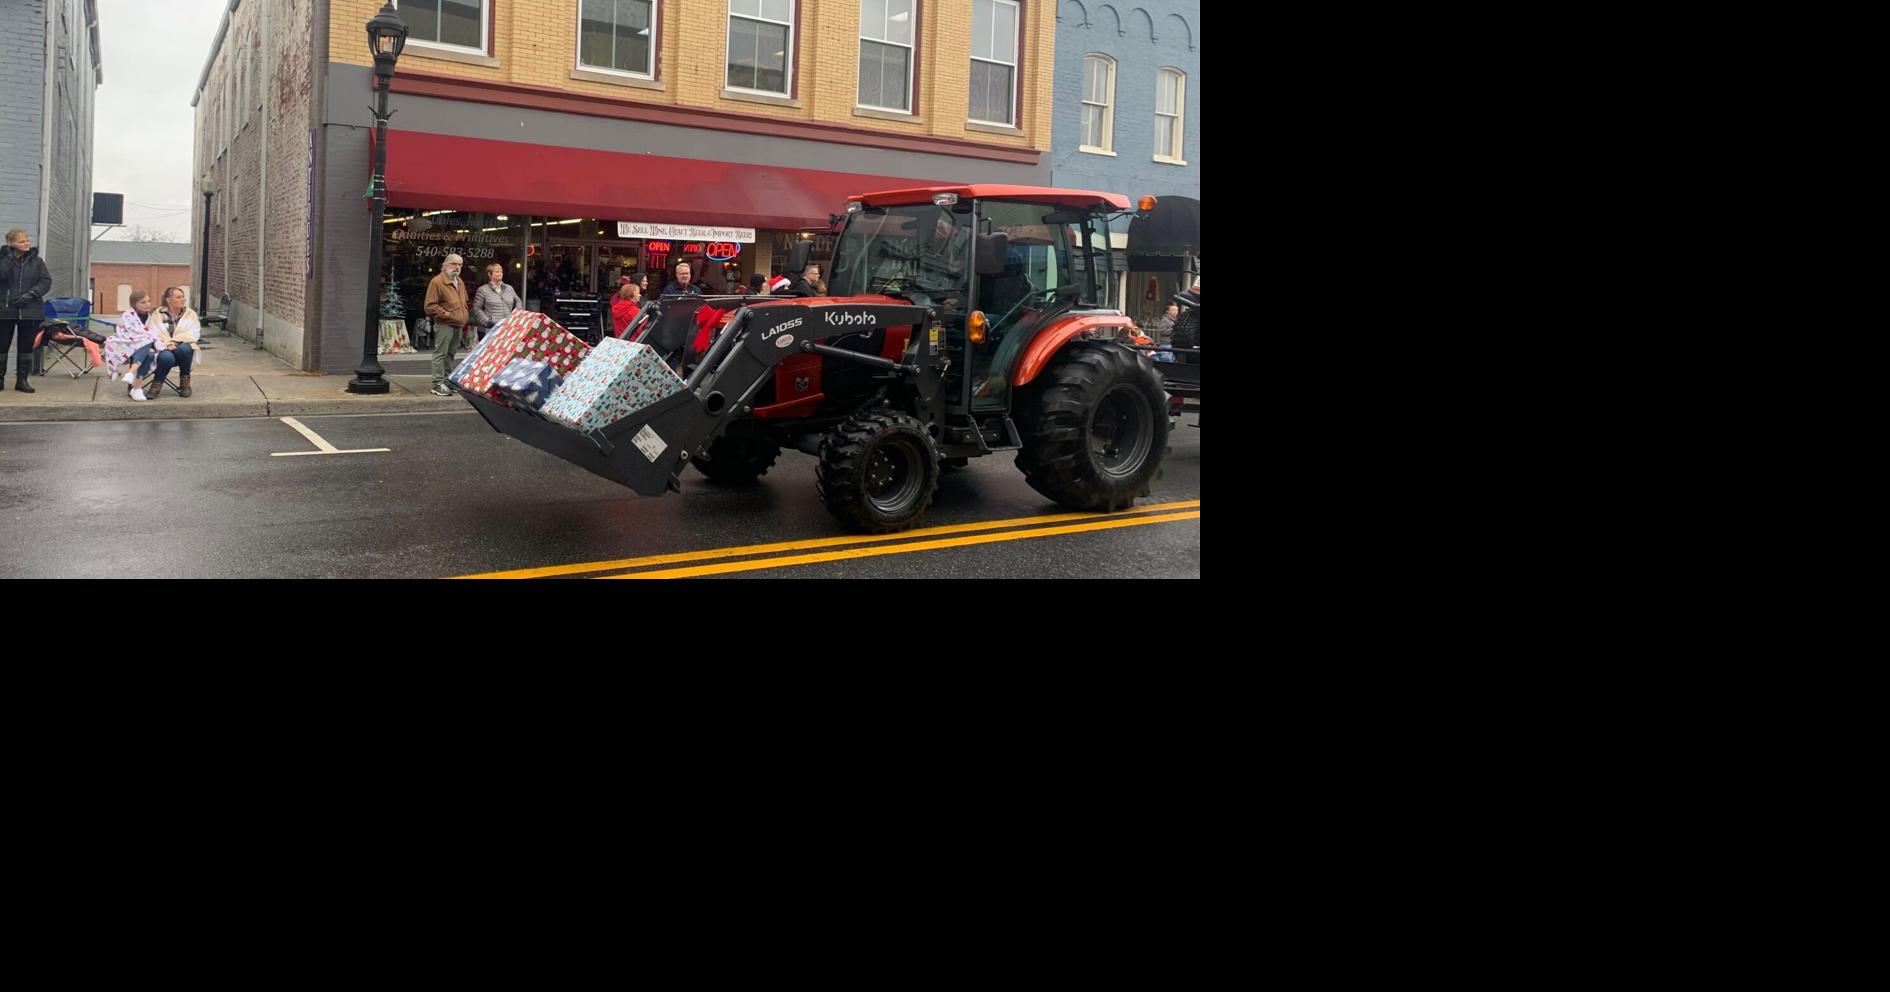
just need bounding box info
[830,202,974,303]
[973,200,1083,317]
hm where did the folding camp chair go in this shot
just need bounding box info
[32,297,102,379]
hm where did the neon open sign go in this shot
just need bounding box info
[706,242,742,261]
[646,241,672,253]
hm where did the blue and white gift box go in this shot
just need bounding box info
[492,357,563,411]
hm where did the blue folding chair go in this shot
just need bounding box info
[33,297,100,379]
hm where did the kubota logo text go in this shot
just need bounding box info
[823,311,878,327]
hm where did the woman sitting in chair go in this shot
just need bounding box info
[148,286,201,396]
[100,291,161,401]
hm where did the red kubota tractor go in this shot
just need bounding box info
[459,184,1173,533]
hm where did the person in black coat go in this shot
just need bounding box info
[1,228,53,393]
[785,262,823,298]
[660,259,704,297]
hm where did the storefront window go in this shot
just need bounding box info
[525,224,648,303]
[382,211,781,341]
[596,244,641,294]
[380,210,528,347]
[536,241,590,299]
[645,238,753,292]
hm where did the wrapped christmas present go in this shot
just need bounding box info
[491,357,564,412]
[540,337,686,433]
[447,310,590,406]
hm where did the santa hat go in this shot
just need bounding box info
[767,275,792,293]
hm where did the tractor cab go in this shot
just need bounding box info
[828,186,1131,423]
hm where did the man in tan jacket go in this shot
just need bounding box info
[426,253,471,395]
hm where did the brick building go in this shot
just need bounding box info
[194,1,1057,374]
[90,241,194,315]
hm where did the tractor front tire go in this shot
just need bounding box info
[816,409,941,533]
[1015,340,1170,511]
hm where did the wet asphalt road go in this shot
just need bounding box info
[0,409,1200,578]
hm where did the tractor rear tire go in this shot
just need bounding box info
[1015,340,1169,511]
[816,409,941,533]
[692,435,781,484]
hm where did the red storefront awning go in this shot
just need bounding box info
[380,130,947,231]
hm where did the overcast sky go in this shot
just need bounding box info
[93,0,228,243]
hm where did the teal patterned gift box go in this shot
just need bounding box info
[541,337,687,433]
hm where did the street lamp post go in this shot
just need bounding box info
[198,177,215,323]
[347,3,408,395]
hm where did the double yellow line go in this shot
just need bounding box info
[455,499,1201,579]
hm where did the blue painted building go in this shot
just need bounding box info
[1050,1,1199,323]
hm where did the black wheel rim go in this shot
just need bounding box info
[1091,385,1153,478]
[865,436,924,513]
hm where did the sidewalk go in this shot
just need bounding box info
[0,329,460,423]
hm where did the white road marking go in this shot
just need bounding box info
[271,416,391,457]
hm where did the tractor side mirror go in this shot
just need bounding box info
[786,240,813,276]
[975,233,1010,276]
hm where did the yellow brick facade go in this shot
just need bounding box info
[329,1,1052,149]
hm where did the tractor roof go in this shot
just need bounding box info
[848,185,1131,211]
